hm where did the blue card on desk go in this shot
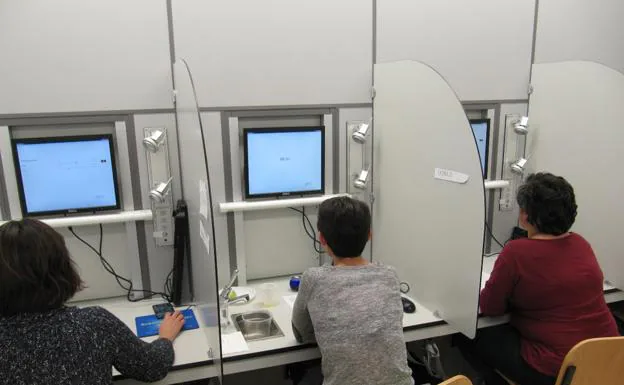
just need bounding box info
[135,308,199,338]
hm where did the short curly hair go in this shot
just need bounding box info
[516,172,578,236]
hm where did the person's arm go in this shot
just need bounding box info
[291,271,317,344]
[480,246,519,316]
[92,307,180,382]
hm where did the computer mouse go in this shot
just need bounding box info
[401,297,416,314]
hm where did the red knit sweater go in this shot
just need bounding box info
[480,233,618,376]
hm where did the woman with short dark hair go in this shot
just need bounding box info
[459,172,618,385]
[0,219,184,384]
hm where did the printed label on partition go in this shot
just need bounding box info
[199,180,209,220]
[199,220,210,254]
[433,168,469,184]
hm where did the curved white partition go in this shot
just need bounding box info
[373,61,485,338]
[529,61,624,289]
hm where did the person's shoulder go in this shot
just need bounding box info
[69,306,118,324]
[302,266,326,282]
[568,232,591,245]
[370,261,397,273]
[499,238,534,255]
[364,261,400,280]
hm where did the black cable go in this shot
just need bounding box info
[485,222,507,249]
[300,207,322,253]
[289,207,323,254]
[69,225,171,302]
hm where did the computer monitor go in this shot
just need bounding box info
[469,119,490,177]
[244,126,325,199]
[12,134,121,216]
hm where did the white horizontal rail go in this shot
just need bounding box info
[0,210,153,228]
[219,194,350,213]
[484,180,510,190]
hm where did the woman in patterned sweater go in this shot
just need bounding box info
[0,219,185,384]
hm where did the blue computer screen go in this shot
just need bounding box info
[14,137,119,215]
[245,128,324,197]
[470,120,489,176]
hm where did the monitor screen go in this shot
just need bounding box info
[244,127,325,198]
[469,119,490,177]
[12,135,121,216]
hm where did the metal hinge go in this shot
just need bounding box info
[528,84,534,95]
[370,87,376,100]
[172,89,178,104]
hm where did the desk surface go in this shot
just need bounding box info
[84,257,623,384]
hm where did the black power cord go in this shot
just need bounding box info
[485,222,508,249]
[289,207,324,254]
[68,224,171,302]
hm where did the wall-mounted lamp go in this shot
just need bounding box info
[143,129,167,153]
[353,168,370,190]
[513,116,529,135]
[510,158,528,174]
[352,122,371,144]
[150,177,173,203]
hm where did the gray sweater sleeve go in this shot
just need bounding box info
[94,307,175,382]
[291,271,317,344]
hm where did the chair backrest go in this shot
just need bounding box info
[439,375,473,385]
[555,337,624,385]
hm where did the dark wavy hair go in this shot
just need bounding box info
[0,219,83,316]
[317,196,371,258]
[516,172,578,236]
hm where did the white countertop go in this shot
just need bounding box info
[222,276,444,360]
[77,275,445,383]
[81,260,622,384]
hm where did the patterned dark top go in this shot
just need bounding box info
[0,306,174,384]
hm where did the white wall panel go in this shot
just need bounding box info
[534,0,624,73]
[376,0,536,101]
[171,0,373,107]
[0,0,172,114]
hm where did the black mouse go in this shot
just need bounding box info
[401,297,416,313]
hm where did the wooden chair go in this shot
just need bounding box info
[497,337,624,385]
[439,375,473,385]
[553,337,624,385]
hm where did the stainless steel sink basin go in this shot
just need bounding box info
[231,310,284,341]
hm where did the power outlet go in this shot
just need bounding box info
[152,199,174,246]
[499,181,514,211]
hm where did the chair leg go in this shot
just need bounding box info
[495,370,517,385]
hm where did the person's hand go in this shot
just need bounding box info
[158,311,185,342]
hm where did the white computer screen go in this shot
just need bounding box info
[470,120,489,176]
[13,136,120,215]
[245,128,324,197]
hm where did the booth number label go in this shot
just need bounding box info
[433,168,470,184]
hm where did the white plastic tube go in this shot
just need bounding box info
[0,210,153,228]
[219,194,350,213]
[484,180,510,190]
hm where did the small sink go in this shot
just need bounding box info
[231,311,284,341]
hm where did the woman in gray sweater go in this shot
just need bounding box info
[0,219,185,384]
[292,196,414,385]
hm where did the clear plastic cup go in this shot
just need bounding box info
[259,283,279,307]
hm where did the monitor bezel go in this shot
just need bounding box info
[468,118,491,178]
[11,134,122,217]
[243,126,326,200]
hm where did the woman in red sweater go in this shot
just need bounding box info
[460,172,618,385]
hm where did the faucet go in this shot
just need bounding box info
[220,268,240,301]
[220,269,251,329]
